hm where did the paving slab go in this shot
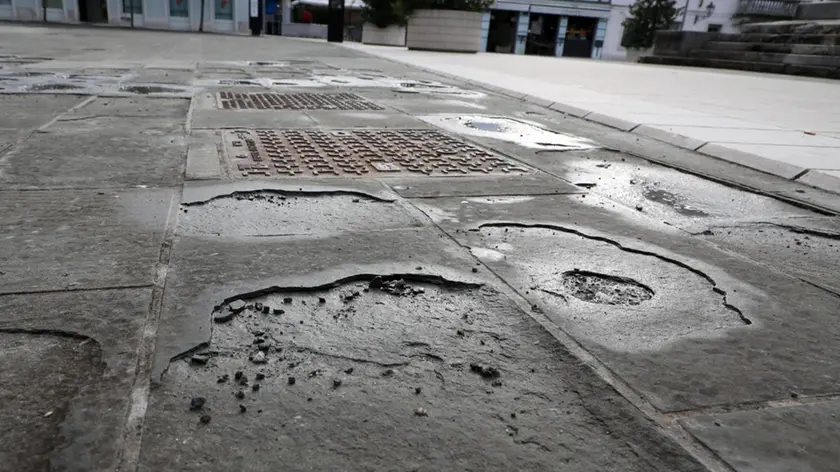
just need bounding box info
[410,193,840,411]
[0,93,83,128]
[0,113,188,189]
[681,401,840,472]
[0,288,152,472]
[0,188,174,294]
[141,227,705,472]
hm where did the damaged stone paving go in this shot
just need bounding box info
[1,24,840,472]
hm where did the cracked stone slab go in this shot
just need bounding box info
[0,188,173,293]
[384,171,581,198]
[694,217,840,294]
[142,263,705,471]
[536,150,814,229]
[0,287,152,472]
[681,400,840,472]
[0,114,187,189]
[178,180,424,237]
[409,194,840,411]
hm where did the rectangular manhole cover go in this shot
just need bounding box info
[222,129,531,178]
[217,92,383,111]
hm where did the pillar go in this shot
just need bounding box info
[480,11,491,52]
[591,18,607,59]
[514,11,528,55]
[554,16,568,57]
[281,0,289,23]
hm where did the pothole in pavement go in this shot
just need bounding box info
[119,84,188,95]
[26,83,85,92]
[561,270,654,305]
[178,190,420,236]
[469,225,750,351]
[152,275,683,470]
[642,186,709,217]
[0,331,104,472]
[419,115,599,150]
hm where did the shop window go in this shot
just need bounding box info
[122,0,142,14]
[170,0,188,17]
[707,23,722,32]
[0,0,12,6]
[215,0,233,19]
[45,0,62,8]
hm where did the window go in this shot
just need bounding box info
[45,0,62,8]
[122,0,142,14]
[707,23,722,32]
[215,0,232,19]
[170,0,188,17]
[0,0,12,6]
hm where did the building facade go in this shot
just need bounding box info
[602,0,741,60]
[480,0,611,59]
[0,0,252,33]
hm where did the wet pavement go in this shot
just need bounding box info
[1,23,839,472]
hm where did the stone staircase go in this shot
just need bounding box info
[641,19,840,79]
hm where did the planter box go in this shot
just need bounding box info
[406,9,483,53]
[362,23,407,46]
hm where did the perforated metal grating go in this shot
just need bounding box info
[222,129,531,178]
[217,92,383,110]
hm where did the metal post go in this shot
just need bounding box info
[42,0,47,22]
[130,0,135,27]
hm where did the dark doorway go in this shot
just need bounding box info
[78,0,107,22]
[525,13,559,56]
[486,10,517,53]
[562,16,597,58]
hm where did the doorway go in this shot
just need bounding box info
[525,13,559,56]
[78,0,107,22]
[562,16,597,58]
[486,10,517,53]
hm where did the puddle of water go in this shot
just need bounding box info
[6,71,54,77]
[420,115,599,150]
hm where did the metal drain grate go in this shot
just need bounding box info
[217,92,383,110]
[222,129,530,178]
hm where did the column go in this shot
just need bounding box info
[514,11,528,55]
[281,0,288,23]
[591,18,607,59]
[480,11,491,53]
[554,16,568,57]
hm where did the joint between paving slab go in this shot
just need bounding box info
[0,283,155,297]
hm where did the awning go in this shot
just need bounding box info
[290,0,364,9]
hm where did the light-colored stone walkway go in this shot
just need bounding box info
[342,43,840,193]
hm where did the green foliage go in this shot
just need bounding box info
[621,0,679,49]
[362,0,408,27]
[403,0,492,13]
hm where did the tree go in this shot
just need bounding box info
[361,0,408,27]
[621,0,678,49]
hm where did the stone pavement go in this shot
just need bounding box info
[342,43,840,194]
[1,23,840,472]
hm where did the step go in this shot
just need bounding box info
[707,33,840,45]
[640,55,840,78]
[741,19,840,35]
[691,49,840,67]
[703,41,840,55]
[796,1,840,20]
